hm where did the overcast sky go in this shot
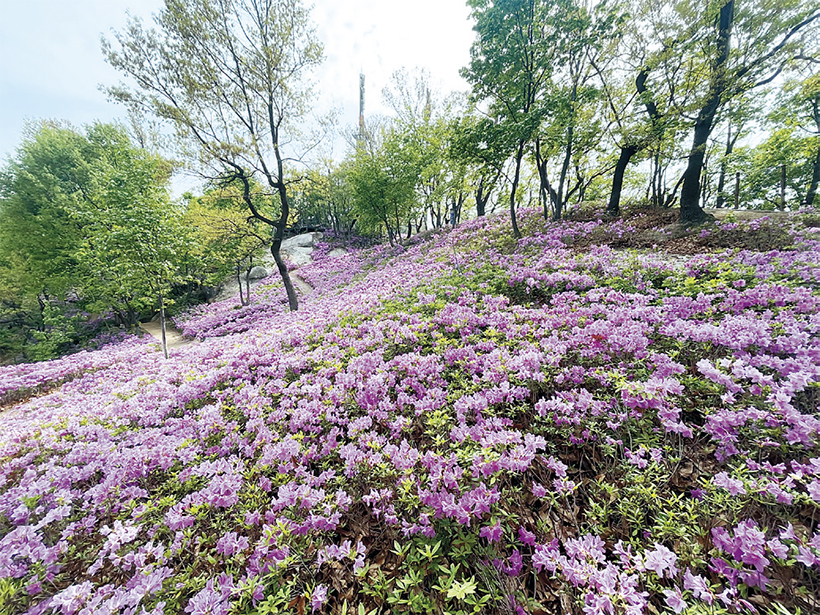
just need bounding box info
[0,0,475,183]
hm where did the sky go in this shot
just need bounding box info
[0,0,476,186]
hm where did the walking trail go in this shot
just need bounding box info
[139,232,324,350]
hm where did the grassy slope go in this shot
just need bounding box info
[1,207,819,615]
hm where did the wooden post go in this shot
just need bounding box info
[158,289,168,360]
[734,171,741,210]
[780,164,786,211]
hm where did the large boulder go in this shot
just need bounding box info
[282,232,323,250]
[280,232,323,267]
[246,266,268,280]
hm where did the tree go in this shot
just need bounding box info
[591,25,681,216]
[382,70,469,231]
[671,0,820,222]
[185,187,269,306]
[103,0,324,311]
[0,121,188,360]
[532,0,621,220]
[711,93,760,208]
[65,123,191,358]
[462,0,558,236]
[450,109,507,218]
[768,69,820,206]
[347,124,419,245]
[0,122,90,308]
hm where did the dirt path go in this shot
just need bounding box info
[139,320,194,349]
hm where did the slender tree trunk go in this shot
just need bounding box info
[780,164,787,210]
[535,138,558,220]
[680,0,734,223]
[715,120,738,208]
[236,267,244,305]
[271,191,298,311]
[806,98,820,206]
[701,157,710,208]
[556,124,573,221]
[233,163,298,311]
[805,145,820,206]
[607,144,639,216]
[238,266,247,306]
[716,163,727,208]
[476,183,487,217]
[734,171,741,209]
[509,140,525,239]
[158,288,168,360]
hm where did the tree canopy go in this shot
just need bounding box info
[103,0,324,311]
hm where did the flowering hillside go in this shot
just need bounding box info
[1,208,820,615]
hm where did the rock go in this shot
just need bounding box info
[282,232,323,250]
[284,248,313,267]
[247,266,268,280]
[328,248,348,258]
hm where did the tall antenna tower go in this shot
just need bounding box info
[358,73,365,145]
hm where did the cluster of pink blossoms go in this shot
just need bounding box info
[0,208,819,614]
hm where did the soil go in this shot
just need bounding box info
[138,319,193,349]
[568,206,804,256]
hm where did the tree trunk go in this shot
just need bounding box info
[233,164,298,311]
[607,144,639,216]
[452,193,464,226]
[734,171,741,209]
[475,175,494,217]
[805,145,820,206]
[271,184,298,310]
[780,164,787,210]
[158,289,168,360]
[535,138,559,220]
[681,121,717,222]
[679,0,734,223]
[715,120,739,208]
[475,185,487,217]
[716,162,727,208]
[509,140,525,239]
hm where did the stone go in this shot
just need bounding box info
[247,266,268,280]
[281,232,323,250]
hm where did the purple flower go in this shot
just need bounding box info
[532,482,547,498]
[311,584,328,613]
[664,587,687,613]
[518,527,536,546]
[767,538,789,559]
[532,541,560,573]
[185,579,231,615]
[713,472,746,496]
[643,543,678,579]
[216,531,249,557]
[807,480,820,502]
[480,521,503,543]
[683,569,713,605]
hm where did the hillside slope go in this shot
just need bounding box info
[1,208,819,615]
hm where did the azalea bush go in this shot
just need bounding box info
[1,208,819,615]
